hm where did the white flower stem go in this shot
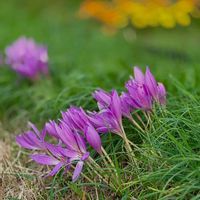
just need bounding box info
[101,147,115,168]
[135,112,146,129]
[120,124,138,168]
[101,147,120,186]
[129,115,145,133]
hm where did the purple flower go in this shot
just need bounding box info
[88,110,122,135]
[90,90,123,136]
[44,128,90,181]
[61,107,102,153]
[5,37,48,79]
[16,120,90,182]
[31,142,89,181]
[61,107,89,132]
[16,122,46,150]
[144,67,166,104]
[125,66,166,111]
[126,78,152,110]
[92,89,111,110]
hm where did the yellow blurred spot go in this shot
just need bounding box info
[79,0,199,30]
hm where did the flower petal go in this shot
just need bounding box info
[110,90,122,123]
[16,134,37,150]
[74,132,87,153]
[81,152,90,161]
[45,120,58,138]
[54,123,76,151]
[58,147,79,158]
[145,67,158,99]
[28,122,40,137]
[31,154,59,165]
[93,89,111,110]
[47,162,64,176]
[45,143,62,158]
[134,66,144,84]
[85,125,102,153]
[16,131,42,150]
[120,92,132,117]
[158,82,166,105]
[72,161,84,182]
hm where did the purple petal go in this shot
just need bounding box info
[28,122,40,137]
[134,66,144,84]
[63,107,89,131]
[16,131,43,150]
[87,112,105,127]
[110,90,122,123]
[74,132,87,153]
[93,89,111,109]
[145,67,158,99]
[59,148,79,158]
[120,92,132,118]
[81,152,90,161]
[127,79,153,110]
[96,127,109,133]
[45,121,58,138]
[54,123,77,151]
[16,134,37,150]
[45,143,62,158]
[61,112,74,128]
[72,161,84,182]
[47,162,64,176]
[31,154,59,165]
[85,125,102,153]
[158,82,166,105]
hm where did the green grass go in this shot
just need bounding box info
[1,0,200,199]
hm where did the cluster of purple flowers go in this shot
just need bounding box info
[16,66,166,182]
[121,67,166,115]
[3,37,48,79]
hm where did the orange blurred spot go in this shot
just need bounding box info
[79,0,199,30]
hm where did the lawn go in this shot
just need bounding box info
[1,0,200,199]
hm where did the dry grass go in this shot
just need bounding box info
[1,149,45,199]
[0,122,45,200]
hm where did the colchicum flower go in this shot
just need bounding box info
[89,90,124,136]
[5,37,48,79]
[16,120,91,182]
[124,66,166,112]
[16,106,103,181]
[16,122,46,150]
[61,107,102,154]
